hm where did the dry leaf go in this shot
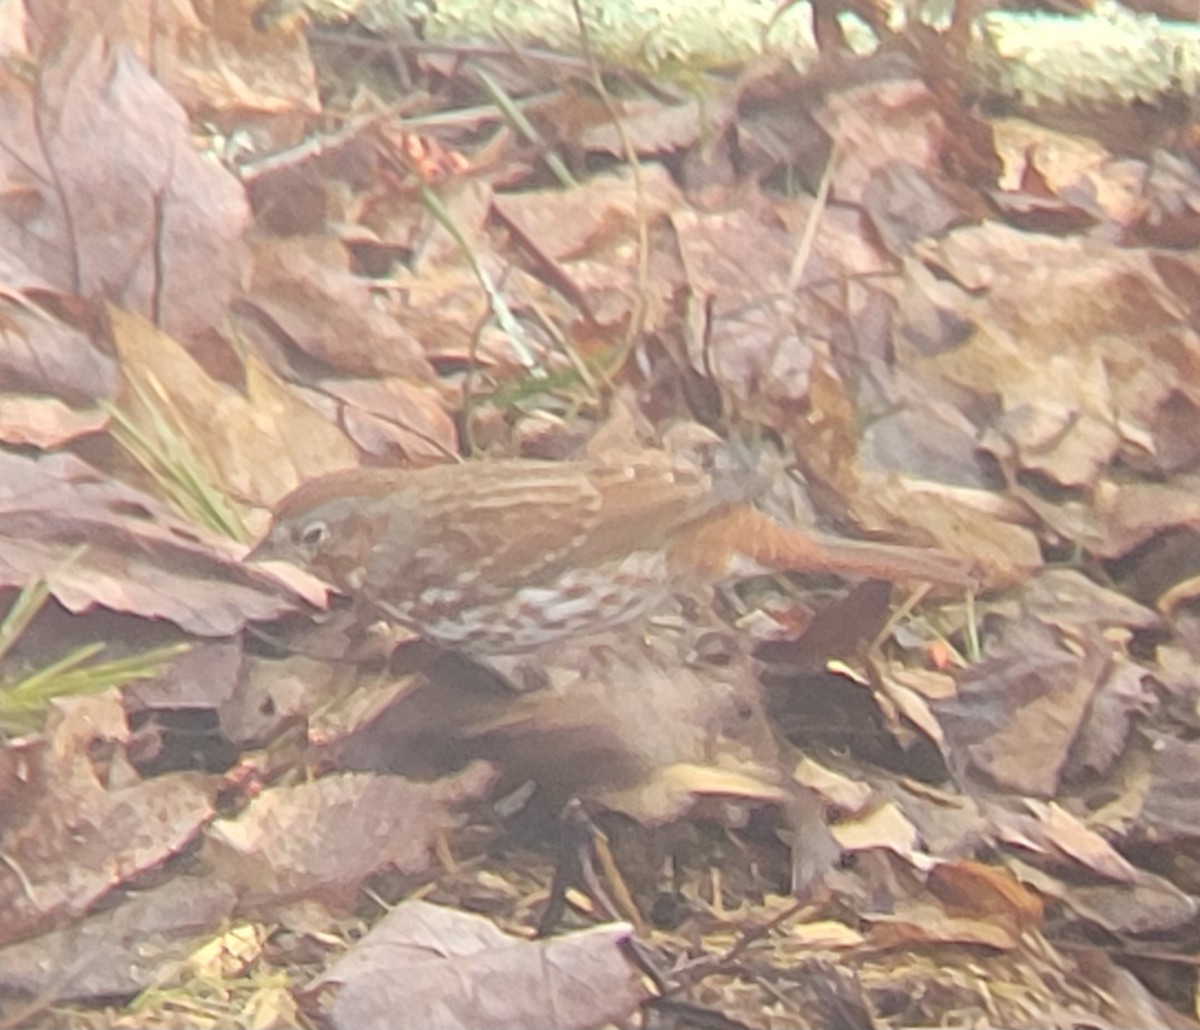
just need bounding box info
[111,307,359,507]
[205,764,497,911]
[0,878,236,1002]
[0,39,249,343]
[0,448,309,635]
[302,901,644,1030]
[0,693,216,948]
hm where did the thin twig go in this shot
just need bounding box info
[568,0,651,382]
[788,137,840,290]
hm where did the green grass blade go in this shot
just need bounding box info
[0,642,191,735]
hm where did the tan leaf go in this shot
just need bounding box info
[111,307,357,508]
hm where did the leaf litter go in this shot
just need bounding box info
[3,0,1200,1027]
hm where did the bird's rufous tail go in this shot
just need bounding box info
[669,505,976,588]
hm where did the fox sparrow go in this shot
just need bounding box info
[253,434,973,654]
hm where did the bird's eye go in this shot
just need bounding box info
[299,520,328,548]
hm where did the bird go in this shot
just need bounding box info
[251,430,974,655]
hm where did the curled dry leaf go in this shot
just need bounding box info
[868,901,1024,951]
[927,859,1044,938]
[987,799,1139,883]
[832,800,922,860]
[1014,473,1200,562]
[1067,871,1200,937]
[1008,854,1199,937]
[793,755,875,815]
[991,118,1146,229]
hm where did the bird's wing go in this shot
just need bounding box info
[365,460,606,601]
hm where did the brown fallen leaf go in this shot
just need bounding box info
[991,117,1146,229]
[0,877,236,1003]
[494,166,682,330]
[934,618,1107,796]
[241,234,436,379]
[0,693,216,949]
[1008,855,1198,937]
[579,93,737,157]
[204,764,497,912]
[832,800,921,860]
[0,297,117,405]
[111,308,360,512]
[986,799,1138,884]
[0,448,317,636]
[932,570,1156,794]
[300,900,645,1030]
[868,901,1022,951]
[1133,732,1200,842]
[25,0,319,124]
[916,223,1200,491]
[0,394,107,448]
[321,376,459,462]
[0,38,248,344]
[927,859,1044,937]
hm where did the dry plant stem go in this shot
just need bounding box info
[307,27,593,73]
[473,68,578,188]
[589,824,646,934]
[240,92,561,184]
[964,589,981,663]
[416,184,539,370]
[569,0,651,368]
[404,93,563,130]
[788,137,840,290]
[527,300,601,397]
[0,576,54,667]
[1158,574,1200,617]
[238,110,387,182]
[462,305,498,457]
[537,800,645,935]
[0,851,37,908]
